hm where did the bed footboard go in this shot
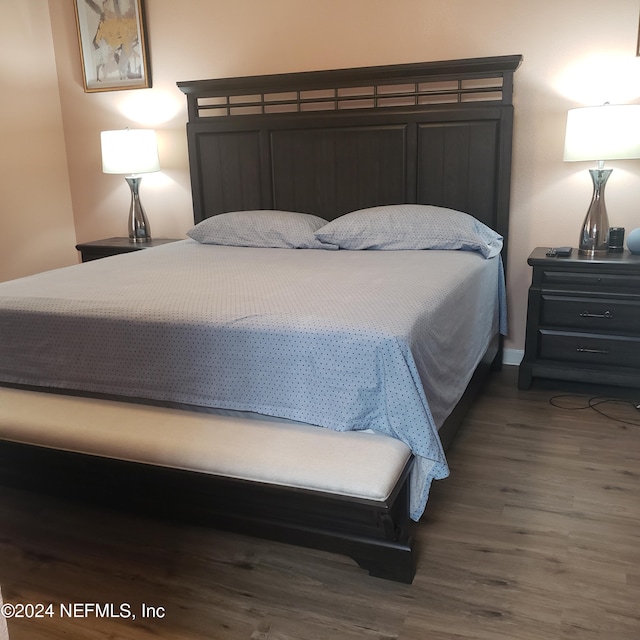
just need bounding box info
[0,439,416,583]
[0,384,417,582]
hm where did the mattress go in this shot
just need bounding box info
[0,241,505,519]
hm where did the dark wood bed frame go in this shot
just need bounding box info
[0,55,521,584]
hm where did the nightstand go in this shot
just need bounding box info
[518,247,640,390]
[76,237,182,262]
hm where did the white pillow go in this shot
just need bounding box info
[187,210,334,249]
[314,204,503,257]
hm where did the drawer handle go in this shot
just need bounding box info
[579,310,613,319]
[576,347,610,355]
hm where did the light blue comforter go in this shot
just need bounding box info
[0,241,505,518]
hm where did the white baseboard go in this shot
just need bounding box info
[502,348,524,366]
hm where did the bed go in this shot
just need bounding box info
[0,54,521,583]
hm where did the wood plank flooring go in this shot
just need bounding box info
[1,365,639,639]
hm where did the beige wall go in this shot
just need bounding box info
[0,0,76,281]
[9,0,640,356]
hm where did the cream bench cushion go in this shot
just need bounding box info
[0,387,412,503]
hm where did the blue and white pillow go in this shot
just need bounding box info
[314,204,503,257]
[187,210,334,249]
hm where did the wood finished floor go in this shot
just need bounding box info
[1,365,639,639]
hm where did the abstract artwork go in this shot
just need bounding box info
[74,0,151,92]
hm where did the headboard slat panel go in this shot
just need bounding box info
[270,125,408,217]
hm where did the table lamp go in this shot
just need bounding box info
[563,104,640,256]
[100,129,160,243]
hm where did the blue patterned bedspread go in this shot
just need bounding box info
[0,241,505,518]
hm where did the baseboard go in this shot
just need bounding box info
[502,348,524,366]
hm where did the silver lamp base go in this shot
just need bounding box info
[125,175,152,243]
[578,168,610,257]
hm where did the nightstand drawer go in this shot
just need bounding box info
[541,270,640,291]
[538,330,640,368]
[540,295,640,333]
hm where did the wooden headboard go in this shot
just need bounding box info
[177,55,522,254]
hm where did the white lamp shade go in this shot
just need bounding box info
[101,129,160,175]
[563,104,640,162]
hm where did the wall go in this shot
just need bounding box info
[47,0,640,356]
[0,0,77,282]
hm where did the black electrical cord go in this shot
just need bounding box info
[549,394,640,427]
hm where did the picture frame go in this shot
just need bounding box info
[74,0,151,92]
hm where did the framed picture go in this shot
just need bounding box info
[74,0,151,92]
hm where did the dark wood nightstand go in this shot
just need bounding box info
[76,237,182,262]
[518,247,640,390]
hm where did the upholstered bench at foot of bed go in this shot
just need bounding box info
[0,387,416,583]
